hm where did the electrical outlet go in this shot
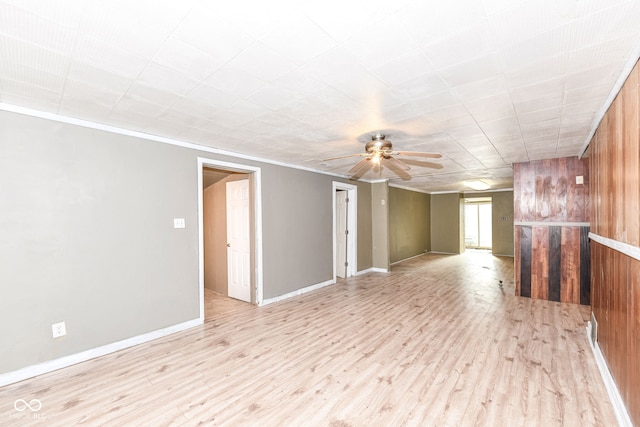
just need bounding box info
[173,218,185,229]
[52,321,66,338]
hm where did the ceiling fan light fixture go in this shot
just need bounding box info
[372,152,382,164]
[464,180,491,191]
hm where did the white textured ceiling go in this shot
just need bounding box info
[1,0,640,192]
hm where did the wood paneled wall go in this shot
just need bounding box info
[513,157,590,305]
[590,62,640,246]
[589,59,640,426]
[591,241,640,425]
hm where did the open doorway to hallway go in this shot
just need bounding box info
[198,158,264,320]
[464,197,492,250]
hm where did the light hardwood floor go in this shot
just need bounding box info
[0,252,616,426]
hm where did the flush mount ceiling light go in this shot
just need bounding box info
[464,180,491,191]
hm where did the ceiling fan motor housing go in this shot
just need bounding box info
[365,134,393,156]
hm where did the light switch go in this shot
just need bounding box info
[173,218,185,229]
[576,175,584,185]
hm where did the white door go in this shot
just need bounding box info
[226,179,251,302]
[336,190,348,278]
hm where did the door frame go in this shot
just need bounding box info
[332,182,357,280]
[198,157,264,319]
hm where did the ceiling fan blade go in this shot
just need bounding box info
[323,153,367,161]
[350,159,373,180]
[400,159,444,169]
[384,158,412,181]
[348,157,371,174]
[394,151,442,159]
[384,155,410,171]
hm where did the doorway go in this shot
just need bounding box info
[333,182,357,279]
[464,197,492,250]
[198,158,263,320]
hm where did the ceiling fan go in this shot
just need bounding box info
[325,133,443,180]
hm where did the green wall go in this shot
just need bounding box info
[371,181,389,270]
[389,187,430,263]
[464,191,514,256]
[430,193,464,254]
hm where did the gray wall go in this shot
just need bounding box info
[430,193,464,254]
[0,110,374,374]
[389,187,430,263]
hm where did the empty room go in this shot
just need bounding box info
[1,1,639,426]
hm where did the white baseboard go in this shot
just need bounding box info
[0,318,202,388]
[259,279,335,306]
[586,323,632,427]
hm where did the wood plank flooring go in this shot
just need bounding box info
[0,252,616,426]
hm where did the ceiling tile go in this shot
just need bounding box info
[213,0,298,39]
[224,42,297,83]
[259,12,337,66]
[205,67,266,99]
[137,63,200,95]
[78,3,166,60]
[246,84,299,111]
[1,0,640,193]
[438,53,502,87]
[187,83,241,107]
[421,20,497,69]
[453,75,509,103]
[72,35,149,79]
[341,15,420,65]
[371,49,436,87]
[152,37,224,81]
[504,54,567,88]
[396,0,487,45]
[0,2,77,55]
[464,92,515,122]
[172,4,255,60]
[302,0,392,43]
[568,1,640,51]
[488,0,574,46]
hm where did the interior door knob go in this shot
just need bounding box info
[227,243,231,247]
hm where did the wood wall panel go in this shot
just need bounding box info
[591,61,640,245]
[591,241,639,425]
[519,226,532,298]
[623,64,640,246]
[629,257,640,425]
[548,226,561,302]
[589,59,640,426]
[560,227,579,304]
[579,226,590,306]
[514,224,521,296]
[531,226,549,300]
[515,225,589,305]
[513,156,590,305]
